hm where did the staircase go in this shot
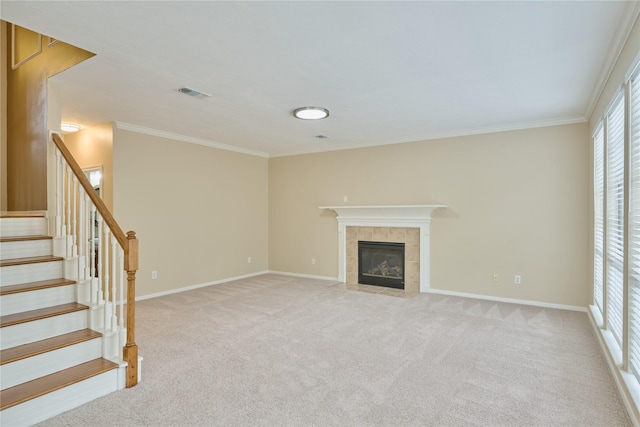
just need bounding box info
[0,213,125,425]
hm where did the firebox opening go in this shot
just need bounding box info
[358,241,405,289]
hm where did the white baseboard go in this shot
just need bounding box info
[588,306,640,427]
[135,271,270,301]
[267,270,339,282]
[135,271,584,314]
[425,287,587,312]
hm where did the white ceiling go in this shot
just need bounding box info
[2,1,638,157]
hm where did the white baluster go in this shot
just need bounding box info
[71,175,78,257]
[90,205,96,277]
[66,166,72,258]
[84,193,91,281]
[119,248,125,346]
[56,150,63,237]
[111,234,118,332]
[97,213,104,305]
[90,205,98,304]
[77,187,85,280]
[61,161,67,236]
[103,226,111,331]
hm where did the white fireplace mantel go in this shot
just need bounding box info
[320,205,446,292]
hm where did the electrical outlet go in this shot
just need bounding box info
[247,256,252,264]
[492,273,499,282]
[151,271,158,279]
[311,258,316,265]
[343,195,348,203]
[514,275,521,284]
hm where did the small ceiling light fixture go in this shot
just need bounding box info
[293,106,329,120]
[177,87,212,99]
[61,123,81,133]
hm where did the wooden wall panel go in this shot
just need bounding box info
[6,23,94,211]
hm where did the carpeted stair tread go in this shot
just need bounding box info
[0,278,76,296]
[0,255,63,267]
[0,302,89,328]
[0,358,118,410]
[0,329,102,365]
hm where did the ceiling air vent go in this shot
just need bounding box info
[177,87,212,99]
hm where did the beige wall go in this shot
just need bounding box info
[63,122,114,211]
[112,129,269,297]
[269,123,590,307]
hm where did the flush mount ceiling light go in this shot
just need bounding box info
[61,123,81,132]
[293,106,330,120]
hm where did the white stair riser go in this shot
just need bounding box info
[76,278,93,304]
[100,327,126,360]
[0,261,63,286]
[0,285,76,316]
[0,338,102,389]
[0,217,47,238]
[1,310,88,350]
[0,369,119,426]
[0,239,52,259]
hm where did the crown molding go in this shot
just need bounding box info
[584,1,640,120]
[270,115,587,158]
[113,122,269,158]
[116,113,585,160]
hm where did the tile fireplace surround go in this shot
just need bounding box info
[320,205,446,292]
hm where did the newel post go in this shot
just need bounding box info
[123,231,139,387]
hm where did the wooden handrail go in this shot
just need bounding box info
[51,133,139,387]
[52,133,127,248]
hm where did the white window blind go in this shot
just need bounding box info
[628,69,640,380]
[594,125,605,313]
[606,94,626,346]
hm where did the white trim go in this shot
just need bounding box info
[143,270,588,313]
[585,0,640,120]
[427,287,587,312]
[591,303,605,328]
[114,112,586,160]
[113,122,269,158]
[593,119,604,139]
[625,50,640,83]
[271,115,586,158]
[135,271,269,301]
[320,205,446,292]
[589,306,640,427]
[11,24,42,70]
[604,86,625,120]
[267,270,339,282]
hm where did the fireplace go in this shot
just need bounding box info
[319,205,446,293]
[358,241,405,289]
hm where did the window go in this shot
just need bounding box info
[628,66,640,380]
[606,94,625,346]
[593,60,640,391]
[594,125,604,314]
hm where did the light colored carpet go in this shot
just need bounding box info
[38,274,630,426]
